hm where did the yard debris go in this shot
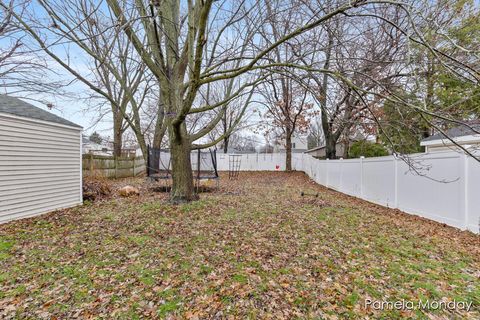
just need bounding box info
[300,191,319,197]
[82,176,111,201]
[302,197,329,206]
[118,186,140,197]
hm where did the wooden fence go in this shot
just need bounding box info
[82,154,146,178]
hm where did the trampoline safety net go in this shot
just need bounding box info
[147,146,171,179]
[147,146,218,181]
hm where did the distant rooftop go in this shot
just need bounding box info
[421,122,480,143]
[0,94,82,129]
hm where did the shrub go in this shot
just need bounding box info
[348,141,389,158]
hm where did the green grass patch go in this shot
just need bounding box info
[231,273,248,284]
[157,299,181,317]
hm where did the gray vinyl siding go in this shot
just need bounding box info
[0,113,82,223]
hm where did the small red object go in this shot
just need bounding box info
[275,165,280,170]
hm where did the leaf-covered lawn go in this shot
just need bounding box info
[0,172,479,319]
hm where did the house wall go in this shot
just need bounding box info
[291,136,308,150]
[306,148,326,158]
[274,135,308,152]
[0,113,82,223]
[305,144,345,158]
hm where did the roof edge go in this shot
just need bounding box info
[420,134,480,146]
[0,111,83,131]
[305,145,326,153]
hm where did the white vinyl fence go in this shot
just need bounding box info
[217,152,480,234]
[218,153,287,171]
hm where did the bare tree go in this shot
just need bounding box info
[104,0,445,201]
[256,0,317,170]
[228,133,258,152]
[199,77,256,153]
[85,19,155,156]
[258,75,315,169]
[0,0,65,101]
[307,116,325,149]
[296,4,408,158]
[4,0,162,157]
[4,0,479,202]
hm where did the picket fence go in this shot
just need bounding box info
[217,152,480,234]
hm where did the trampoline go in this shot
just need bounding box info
[147,146,172,181]
[147,146,219,190]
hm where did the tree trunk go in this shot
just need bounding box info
[342,139,350,159]
[113,111,123,157]
[153,103,166,149]
[113,129,122,157]
[223,136,229,153]
[325,134,337,159]
[169,122,197,203]
[137,137,148,161]
[285,129,292,171]
[223,113,229,153]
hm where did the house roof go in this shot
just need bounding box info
[0,95,82,129]
[305,135,367,154]
[421,123,480,144]
[305,145,326,153]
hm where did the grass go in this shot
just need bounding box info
[0,172,479,319]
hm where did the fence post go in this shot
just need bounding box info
[114,156,118,179]
[339,158,343,190]
[462,152,469,230]
[132,156,136,176]
[89,153,94,176]
[393,155,398,209]
[359,156,364,198]
[326,158,329,188]
[301,153,305,172]
[147,145,150,176]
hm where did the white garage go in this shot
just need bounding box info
[0,95,83,223]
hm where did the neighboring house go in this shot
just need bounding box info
[305,135,367,158]
[305,143,346,159]
[83,136,140,158]
[82,136,112,156]
[273,135,308,153]
[420,123,480,153]
[0,95,83,223]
